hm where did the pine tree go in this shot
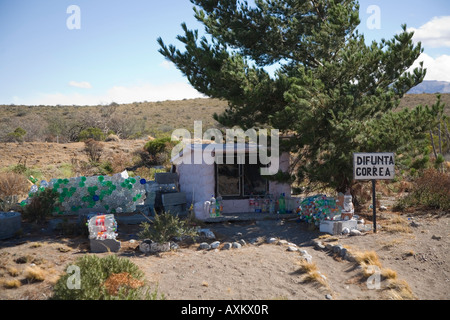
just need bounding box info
[158,0,438,192]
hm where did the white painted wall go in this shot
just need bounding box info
[173,145,291,219]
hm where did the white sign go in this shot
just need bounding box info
[353,153,395,180]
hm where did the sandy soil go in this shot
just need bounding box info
[0,212,448,300]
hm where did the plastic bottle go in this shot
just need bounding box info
[249,193,255,212]
[88,214,118,240]
[215,197,221,217]
[216,196,223,216]
[210,195,216,217]
[269,199,275,214]
[254,196,260,213]
[278,193,286,214]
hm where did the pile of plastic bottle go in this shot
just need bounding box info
[22,171,147,215]
[87,214,118,240]
[208,195,223,217]
[298,194,341,225]
[249,194,276,214]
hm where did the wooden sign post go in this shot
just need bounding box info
[353,153,395,233]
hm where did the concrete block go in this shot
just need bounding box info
[90,238,121,253]
[320,219,357,235]
[0,212,21,240]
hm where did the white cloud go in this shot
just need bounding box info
[408,16,450,48]
[69,81,92,89]
[17,82,205,106]
[409,53,450,82]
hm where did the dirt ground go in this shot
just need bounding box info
[0,210,448,300]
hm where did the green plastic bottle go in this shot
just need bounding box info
[279,193,286,214]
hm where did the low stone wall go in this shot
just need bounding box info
[0,212,21,240]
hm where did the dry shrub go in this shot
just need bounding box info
[352,249,416,299]
[7,267,20,277]
[396,169,450,211]
[352,181,379,207]
[103,272,144,296]
[24,266,46,282]
[84,138,104,163]
[386,279,416,300]
[296,260,328,287]
[3,279,21,289]
[107,152,133,173]
[383,215,412,234]
[381,268,398,281]
[354,250,382,268]
[0,172,30,205]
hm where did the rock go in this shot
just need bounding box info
[410,221,421,228]
[287,242,297,247]
[198,228,215,239]
[232,242,242,249]
[340,248,348,258]
[238,239,246,246]
[278,240,288,245]
[432,235,442,241]
[379,205,388,211]
[325,243,335,251]
[299,249,308,256]
[222,242,232,250]
[314,241,326,251]
[267,237,278,244]
[350,229,362,236]
[333,244,343,254]
[345,251,357,262]
[342,227,350,235]
[302,254,313,264]
[325,294,333,300]
[91,238,121,253]
[357,219,365,224]
[170,242,179,250]
[210,241,221,249]
[287,246,298,252]
[139,240,170,253]
[198,242,211,250]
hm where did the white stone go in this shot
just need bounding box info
[350,229,362,236]
[210,241,221,249]
[232,242,242,249]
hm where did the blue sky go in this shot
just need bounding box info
[0,0,449,106]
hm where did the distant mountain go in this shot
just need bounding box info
[408,80,450,94]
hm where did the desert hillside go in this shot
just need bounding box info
[0,94,448,144]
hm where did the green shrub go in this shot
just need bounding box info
[52,255,162,300]
[143,137,177,165]
[78,127,105,141]
[7,127,26,142]
[22,188,60,223]
[138,212,198,243]
[144,136,172,154]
